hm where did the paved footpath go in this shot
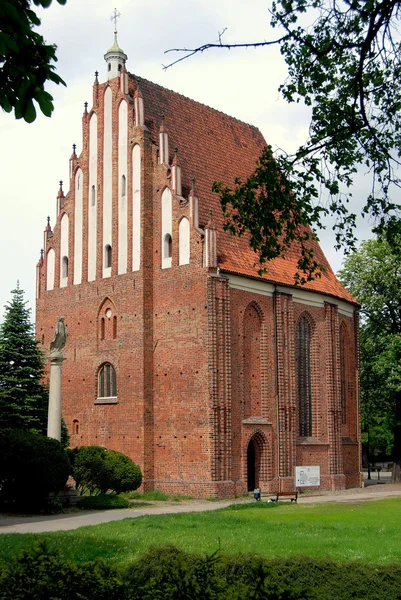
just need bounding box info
[1,482,400,535]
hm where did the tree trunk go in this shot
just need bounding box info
[392,390,401,482]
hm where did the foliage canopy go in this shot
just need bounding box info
[339,237,401,471]
[0,0,67,123]
[167,0,401,279]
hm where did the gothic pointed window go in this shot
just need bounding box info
[121,174,126,196]
[297,314,312,437]
[98,363,117,400]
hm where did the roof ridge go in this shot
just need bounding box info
[129,72,263,133]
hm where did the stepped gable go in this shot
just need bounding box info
[134,74,355,304]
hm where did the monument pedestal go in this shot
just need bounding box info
[47,352,64,441]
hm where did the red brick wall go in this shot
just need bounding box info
[36,74,361,499]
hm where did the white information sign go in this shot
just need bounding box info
[295,465,320,487]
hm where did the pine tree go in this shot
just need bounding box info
[0,284,48,431]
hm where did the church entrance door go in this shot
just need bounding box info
[247,438,257,491]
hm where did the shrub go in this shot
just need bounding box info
[73,445,107,495]
[72,446,142,496]
[77,495,130,510]
[97,450,142,494]
[0,429,70,511]
[0,542,124,600]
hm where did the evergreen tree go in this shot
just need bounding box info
[0,284,48,431]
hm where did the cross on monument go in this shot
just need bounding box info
[110,7,121,32]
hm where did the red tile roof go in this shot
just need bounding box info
[133,74,356,305]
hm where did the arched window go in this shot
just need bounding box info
[118,63,122,72]
[98,363,117,399]
[73,419,79,435]
[164,234,172,259]
[179,217,190,265]
[340,325,348,424]
[91,184,96,206]
[105,245,112,268]
[121,174,126,196]
[297,314,312,437]
[100,317,105,341]
[113,315,117,339]
[243,304,262,418]
[108,63,111,72]
[62,256,68,278]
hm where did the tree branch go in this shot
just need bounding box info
[163,36,289,70]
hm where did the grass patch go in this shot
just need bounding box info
[1,498,401,568]
[122,489,193,502]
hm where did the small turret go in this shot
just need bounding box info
[134,85,145,127]
[57,180,65,216]
[93,71,99,107]
[172,148,182,196]
[189,178,199,229]
[69,144,77,179]
[204,210,217,269]
[104,31,127,81]
[159,116,169,166]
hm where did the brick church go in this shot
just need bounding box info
[35,32,361,497]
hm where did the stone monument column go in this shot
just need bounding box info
[47,317,68,442]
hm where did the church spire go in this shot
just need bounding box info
[104,9,127,81]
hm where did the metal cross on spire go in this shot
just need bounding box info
[110,7,121,32]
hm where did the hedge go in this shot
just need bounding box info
[2,544,401,600]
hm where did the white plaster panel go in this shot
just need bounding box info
[88,113,97,282]
[118,100,128,275]
[132,144,141,271]
[46,248,55,291]
[161,188,172,269]
[60,213,69,288]
[179,217,190,265]
[227,274,356,317]
[103,87,112,279]
[73,168,83,284]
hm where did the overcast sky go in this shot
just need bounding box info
[0,0,373,322]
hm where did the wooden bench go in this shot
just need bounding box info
[271,491,298,503]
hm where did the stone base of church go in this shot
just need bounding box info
[143,473,361,498]
[345,472,363,488]
[144,479,238,499]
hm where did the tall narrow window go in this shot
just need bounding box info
[62,256,69,278]
[297,315,312,437]
[164,234,172,259]
[98,363,117,399]
[113,316,117,339]
[73,419,79,435]
[91,185,96,206]
[179,217,190,265]
[100,317,105,340]
[340,325,347,424]
[121,174,126,196]
[105,245,112,268]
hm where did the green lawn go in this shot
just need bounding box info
[0,498,400,568]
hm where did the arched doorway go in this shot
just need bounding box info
[247,438,257,491]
